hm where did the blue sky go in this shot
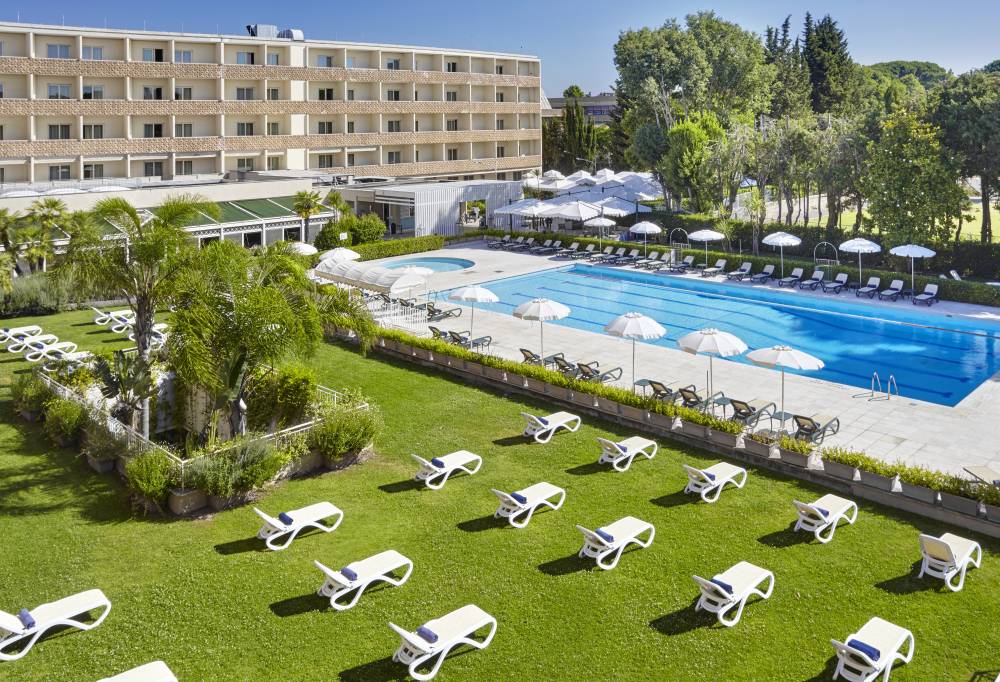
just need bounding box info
[4,1,997,95]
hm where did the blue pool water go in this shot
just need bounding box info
[385,257,475,273]
[459,265,1000,406]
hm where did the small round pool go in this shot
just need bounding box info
[385,256,475,273]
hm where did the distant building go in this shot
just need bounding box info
[545,92,616,125]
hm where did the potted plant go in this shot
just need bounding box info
[505,372,527,390]
[893,464,941,505]
[978,484,1000,523]
[776,435,815,468]
[11,374,52,422]
[42,398,89,449]
[744,430,776,458]
[647,404,676,432]
[168,486,208,516]
[278,434,322,478]
[124,450,175,515]
[818,447,862,481]
[937,476,980,516]
[675,407,709,441]
[81,419,120,474]
[481,363,506,383]
[309,399,382,471]
[707,416,743,449]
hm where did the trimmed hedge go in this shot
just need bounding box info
[354,236,445,261]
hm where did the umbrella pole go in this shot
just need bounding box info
[632,338,636,392]
[780,367,786,428]
[780,246,785,278]
[911,257,915,292]
[709,355,713,396]
[470,304,475,339]
[540,320,544,360]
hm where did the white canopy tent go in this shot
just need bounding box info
[314,259,426,296]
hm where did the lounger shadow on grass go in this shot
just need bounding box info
[648,604,716,636]
[457,514,503,533]
[492,435,528,447]
[565,461,606,476]
[800,656,840,682]
[378,479,424,494]
[875,562,933,595]
[213,536,266,555]
[649,490,691,509]
[757,523,806,548]
[537,553,593,576]
[269,593,326,618]
[338,656,408,682]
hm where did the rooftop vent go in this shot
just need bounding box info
[278,28,305,41]
[246,24,279,38]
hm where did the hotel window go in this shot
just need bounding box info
[446,61,457,72]
[267,121,279,135]
[346,89,355,101]
[496,92,505,103]
[317,55,334,67]
[174,87,192,100]
[496,119,504,130]
[267,87,279,101]
[49,165,71,180]
[346,121,355,133]
[48,84,71,99]
[496,145,505,158]
[318,154,334,168]
[83,85,104,100]
[414,90,419,102]
[0,40,4,56]
[82,124,104,139]
[47,44,71,59]
[318,121,334,134]
[414,120,419,132]
[415,150,420,162]
[175,160,193,175]
[235,87,255,101]
[386,89,401,101]
[143,123,163,138]
[82,46,103,60]
[236,122,254,136]
[142,48,164,62]
[175,123,193,137]
[0,124,3,139]
[143,86,164,100]
[267,53,279,66]
[446,148,458,161]
[143,161,163,177]
[386,151,401,164]
[446,91,457,102]
[48,124,71,140]
[0,83,3,99]
[387,120,401,133]
[83,163,104,179]
[174,49,192,63]
[446,119,458,132]
[236,51,255,65]
[513,171,523,180]
[347,153,355,166]
[496,65,504,75]
[497,172,507,180]
[236,157,254,171]
[318,88,334,101]
[267,157,280,171]
[386,58,400,70]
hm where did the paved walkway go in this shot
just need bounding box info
[371,242,1000,477]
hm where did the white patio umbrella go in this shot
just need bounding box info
[395,265,434,278]
[889,244,937,292]
[629,221,662,257]
[287,241,318,256]
[544,200,602,223]
[448,285,498,338]
[319,247,360,262]
[839,238,881,284]
[513,298,570,360]
[585,216,617,249]
[746,345,824,422]
[676,328,747,397]
[543,170,566,180]
[688,229,726,267]
[605,312,667,389]
[762,232,802,278]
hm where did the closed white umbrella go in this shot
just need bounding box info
[762,232,802,278]
[605,312,667,388]
[688,229,726,268]
[677,328,747,397]
[287,241,318,256]
[839,238,881,284]
[746,345,824,424]
[889,244,937,292]
[449,285,499,338]
[629,221,662,257]
[513,298,570,359]
[319,247,360,262]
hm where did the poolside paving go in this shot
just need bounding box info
[373,242,1000,476]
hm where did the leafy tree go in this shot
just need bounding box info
[0,209,24,277]
[606,104,631,170]
[292,190,323,242]
[314,220,351,250]
[869,60,951,89]
[659,113,723,212]
[347,213,387,244]
[803,14,858,113]
[708,118,753,217]
[93,352,155,431]
[986,60,1000,74]
[542,116,566,172]
[562,98,598,169]
[562,85,585,99]
[862,111,964,245]
[764,16,812,118]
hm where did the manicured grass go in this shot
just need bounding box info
[2,313,1000,680]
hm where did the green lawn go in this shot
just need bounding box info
[2,312,999,680]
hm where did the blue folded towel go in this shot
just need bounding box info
[537,416,549,425]
[709,578,733,594]
[510,492,528,504]
[615,442,628,454]
[431,457,446,468]
[704,471,716,481]
[595,528,615,543]
[278,512,294,525]
[815,507,830,518]
[417,626,439,643]
[340,567,358,581]
[17,608,35,629]
[847,639,880,662]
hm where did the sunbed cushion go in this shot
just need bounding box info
[417,626,439,643]
[616,442,628,454]
[278,512,294,525]
[340,567,358,581]
[511,492,528,504]
[595,528,614,543]
[815,507,830,518]
[431,457,446,468]
[703,470,716,481]
[847,639,880,662]
[17,608,35,629]
[537,416,549,425]
[709,578,733,594]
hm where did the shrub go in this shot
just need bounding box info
[82,418,123,462]
[314,219,352,250]
[276,433,311,463]
[354,236,445,261]
[189,437,286,498]
[11,374,53,415]
[42,398,89,446]
[309,398,382,464]
[705,415,744,434]
[124,450,176,506]
[247,364,317,430]
[747,430,776,444]
[777,435,814,454]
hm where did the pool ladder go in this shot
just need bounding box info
[870,371,900,401]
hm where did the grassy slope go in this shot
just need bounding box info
[1,313,999,680]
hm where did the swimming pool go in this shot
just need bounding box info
[385,257,475,273]
[459,265,1000,406]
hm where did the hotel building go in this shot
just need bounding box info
[0,21,542,186]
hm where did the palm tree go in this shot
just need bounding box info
[25,198,67,271]
[292,190,323,242]
[0,208,27,278]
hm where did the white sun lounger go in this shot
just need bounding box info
[315,549,413,611]
[597,436,658,472]
[0,588,111,661]
[831,617,914,682]
[25,340,79,364]
[793,494,858,544]
[6,333,58,354]
[918,532,982,592]
[98,661,178,682]
[491,482,566,528]
[693,561,774,627]
[411,451,482,490]
[682,462,747,503]
[576,516,655,570]
[390,604,497,681]
[254,501,344,551]
[42,350,94,373]
[91,306,136,328]
[0,325,43,346]
[521,411,581,444]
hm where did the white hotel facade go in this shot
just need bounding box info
[0,21,543,186]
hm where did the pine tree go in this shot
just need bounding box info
[803,14,855,113]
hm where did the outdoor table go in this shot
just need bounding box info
[899,289,914,300]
